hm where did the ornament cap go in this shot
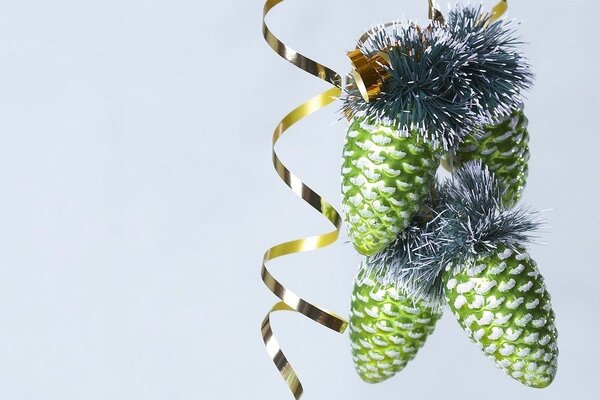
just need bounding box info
[347,49,390,103]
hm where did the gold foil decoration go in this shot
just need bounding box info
[428,0,445,22]
[348,49,390,102]
[262,0,342,88]
[260,89,348,400]
[261,0,347,398]
[489,0,509,23]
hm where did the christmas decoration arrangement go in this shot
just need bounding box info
[261,1,557,397]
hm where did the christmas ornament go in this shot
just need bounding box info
[445,246,557,388]
[261,1,556,398]
[437,163,558,388]
[342,119,437,255]
[350,248,443,382]
[453,109,530,206]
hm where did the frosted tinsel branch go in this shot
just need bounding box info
[360,161,543,306]
[342,3,533,150]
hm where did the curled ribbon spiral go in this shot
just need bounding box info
[261,0,508,398]
[261,0,346,397]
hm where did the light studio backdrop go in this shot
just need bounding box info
[0,1,597,399]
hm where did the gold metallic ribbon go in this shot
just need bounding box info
[490,0,508,23]
[262,0,342,88]
[428,0,445,22]
[261,1,508,398]
[260,93,345,397]
[261,1,346,398]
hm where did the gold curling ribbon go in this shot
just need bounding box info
[428,0,445,22]
[263,0,342,88]
[489,0,508,23]
[261,0,509,398]
[261,0,346,398]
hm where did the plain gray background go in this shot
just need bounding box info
[0,0,598,399]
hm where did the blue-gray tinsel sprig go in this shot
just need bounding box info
[358,161,543,307]
[342,3,533,150]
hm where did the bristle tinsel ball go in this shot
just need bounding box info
[342,3,533,150]
[342,22,475,149]
[445,5,533,121]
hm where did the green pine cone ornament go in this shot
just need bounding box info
[455,109,530,206]
[342,119,438,256]
[349,265,442,383]
[445,245,558,388]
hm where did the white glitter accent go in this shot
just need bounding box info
[504,329,523,341]
[369,291,385,302]
[475,280,497,295]
[464,315,478,327]
[498,248,513,260]
[377,362,392,370]
[516,347,531,357]
[489,262,507,275]
[371,135,391,145]
[484,344,498,354]
[509,264,525,275]
[468,264,487,277]
[494,313,513,325]
[478,311,494,325]
[506,297,524,310]
[499,344,515,356]
[526,298,540,309]
[523,332,539,344]
[515,314,533,327]
[368,351,385,361]
[498,279,516,292]
[487,296,505,308]
[372,336,387,346]
[407,331,425,339]
[532,318,547,328]
[513,361,525,371]
[454,295,467,309]
[468,296,484,310]
[395,322,414,330]
[539,335,551,346]
[446,278,457,290]
[488,327,504,340]
[456,281,477,294]
[473,329,486,340]
[375,321,394,332]
[400,305,420,314]
[385,349,400,358]
[518,281,534,292]
[361,323,376,334]
[389,336,405,345]
[364,307,380,318]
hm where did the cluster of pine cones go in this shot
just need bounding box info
[341,4,558,389]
